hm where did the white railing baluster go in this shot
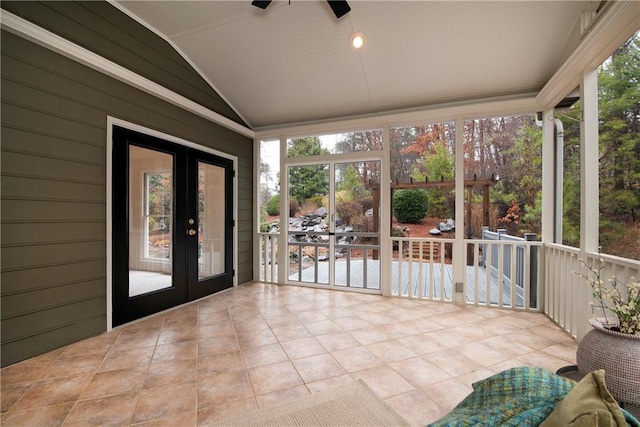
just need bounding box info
[474,242,480,306]
[510,243,517,308]
[257,233,279,284]
[270,235,277,282]
[524,244,531,310]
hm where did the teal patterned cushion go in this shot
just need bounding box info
[428,366,575,427]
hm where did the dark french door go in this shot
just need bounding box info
[112,126,234,326]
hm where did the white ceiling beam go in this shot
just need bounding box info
[254,93,539,140]
[536,1,640,110]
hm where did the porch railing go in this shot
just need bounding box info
[466,239,542,310]
[545,243,640,340]
[480,227,539,299]
[390,237,542,311]
[258,232,640,341]
[257,232,278,283]
[390,238,453,301]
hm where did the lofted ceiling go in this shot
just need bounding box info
[115,1,590,130]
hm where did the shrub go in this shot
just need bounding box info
[335,190,352,204]
[259,221,271,232]
[289,198,299,217]
[393,189,429,223]
[300,199,320,215]
[336,200,363,225]
[266,194,280,216]
[306,195,324,207]
[350,215,374,233]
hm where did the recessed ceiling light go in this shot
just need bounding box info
[349,32,366,49]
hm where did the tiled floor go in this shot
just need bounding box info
[1,282,578,426]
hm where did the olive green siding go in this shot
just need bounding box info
[1,1,247,127]
[1,29,254,366]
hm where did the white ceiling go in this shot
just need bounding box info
[115,1,590,130]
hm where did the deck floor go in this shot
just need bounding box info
[288,259,525,307]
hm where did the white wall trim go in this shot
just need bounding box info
[536,1,640,109]
[106,116,239,330]
[0,10,255,139]
[107,1,253,129]
[106,122,114,331]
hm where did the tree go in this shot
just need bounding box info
[335,130,383,153]
[597,32,640,259]
[335,131,382,188]
[259,141,278,205]
[336,164,368,201]
[287,137,329,203]
[599,33,640,224]
[411,140,455,217]
[504,121,542,233]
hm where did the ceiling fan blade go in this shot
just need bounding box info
[327,1,351,19]
[251,0,272,9]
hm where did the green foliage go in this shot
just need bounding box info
[259,221,272,232]
[411,141,454,217]
[287,137,330,203]
[266,194,280,216]
[520,191,542,235]
[259,209,272,232]
[597,33,640,259]
[337,164,368,200]
[305,195,324,207]
[393,189,429,224]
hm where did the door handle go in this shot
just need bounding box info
[188,229,196,236]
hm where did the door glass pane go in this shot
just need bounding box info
[198,162,225,279]
[129,145,173,297]
[334,161,381,290]
[287,163,330,285]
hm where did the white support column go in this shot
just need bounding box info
[580,69,599,255]
[380,125,392,296]
[554,118,564,244]
[253,138,261,283]
[277,136,288,284]
[541,109,555,243]
[453,116,466,302]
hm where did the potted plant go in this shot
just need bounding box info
[574,254,640,408]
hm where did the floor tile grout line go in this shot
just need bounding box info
[59,335,120,426]
[125,314,164,426]
[227,290,262,413]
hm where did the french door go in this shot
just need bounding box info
[287,159,381,291]
[112,126,234,326]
